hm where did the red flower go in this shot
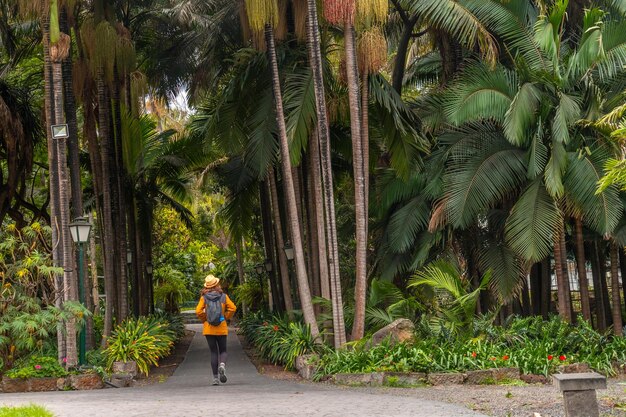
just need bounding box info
[471,352,477,358]
[34,365,42,370]
[559,355,566,361]
[273,325,279,332]
[547,355,553,360]
[502,355,509,361]
[490,357,496,361]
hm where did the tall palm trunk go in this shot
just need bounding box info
[112,75,128,321]
[344,23,367,341]
[619,249,626,316]
[268,169,294,314]
[574,218,592,322]
[540,258,552,318]
[305,0,346,346]
[265,24,319,338]
[97,71,117,341]
[554,224,572,323]
[50,33,78,367]
[610,243,623,336]
[309,131,330,302]
[42,13,65,363]
[590,241,607,330]
[260,181,282,311]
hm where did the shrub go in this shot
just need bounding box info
[151,312,186,341]
[103,316,176,376]
[5,355,68,379]
[238,312,319,370]
[0,404,54,417]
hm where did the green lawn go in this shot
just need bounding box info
[0,404,54,417]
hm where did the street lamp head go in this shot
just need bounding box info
[283,243,294,261]
[146,262,153,275]
[126,249,132,265]
[264,260,273,272]
[51,124,69,139]
[208,262,216,271]
[255,264,264,274]
[69,217,92,244]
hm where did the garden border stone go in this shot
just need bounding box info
[466,369,495,385]
[427,372,466,385]
[382,372,427,387]
[70,373,104,390]
[332,372,384,386]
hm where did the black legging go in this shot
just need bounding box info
[205,335,228,376]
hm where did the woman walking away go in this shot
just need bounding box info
[196,274,237,385]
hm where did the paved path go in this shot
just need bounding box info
[1,325,486,416]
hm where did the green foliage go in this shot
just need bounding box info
[5,355,68,379]
[314,316,626,379]
[103,316,176,376]
[238,312,319,370]
[0,405,54,417]
[0,286,90,372]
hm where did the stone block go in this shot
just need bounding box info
[112,361,138,378]
[383,372,426,387]
[57,377,71,390]
[562,390,600,417]
[1,377,29,393]
[552,373,607,391]
[109,373,133,388]
[466,369,495,385]
[492,367,520,382]
[557,363,590,374]
[368,319,415,348]
[70,374,104,390]
[332,372,384,386]
[427,372,465,385]
[295,355,318,380]
[29,377,59,392]
[521,374,549,384]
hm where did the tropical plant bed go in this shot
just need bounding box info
[237,331,302,381]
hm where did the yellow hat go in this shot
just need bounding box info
[204,274,220,289]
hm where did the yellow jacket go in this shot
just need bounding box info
[195,293,237,336]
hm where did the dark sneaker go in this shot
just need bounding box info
[218,363,227,383]
[212,377,219,386]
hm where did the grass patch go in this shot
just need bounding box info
[0,404,54,417]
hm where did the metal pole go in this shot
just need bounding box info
[78,242,86,365]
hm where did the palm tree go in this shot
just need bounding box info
[305,0,347,347]
[429,2,626,324]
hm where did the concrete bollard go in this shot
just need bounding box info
[552,372,607,417]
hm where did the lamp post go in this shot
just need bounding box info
[69,216,92,366]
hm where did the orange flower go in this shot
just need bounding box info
[502,355,509,361]
[471,352,477,358]
[273,325,279,332]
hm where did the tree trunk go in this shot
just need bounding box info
[111,74,129,321]
[598,242,613,327]
[51,34,79,367]
[392,16,419,93]
[127,193,140,317]
[620,249,626,318]
[309,131,330,302]
[97,71,117,342]
[574,218,592,322]
[344,22,367,341]
[260,181,282,312]
[42,12,66,364]
[235,237,246,309]
[540,258,552,318]
[590,241,608,330]
[305,0,346,346]
[610,243,623,335]
[88,211,100,318]
[265,25,319,337]
[268,169,294,314]
[554,225,572,323]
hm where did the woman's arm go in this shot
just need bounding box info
[195,297,206,322]
[224,295,237,319]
